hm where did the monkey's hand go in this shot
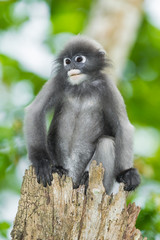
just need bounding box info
[52,165,68,177]
[32,151,53,187]
[116,168,140,191]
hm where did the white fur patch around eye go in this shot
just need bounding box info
[68,74,87,85]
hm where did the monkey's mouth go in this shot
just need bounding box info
[68,69,81,77]
[67,69,86,85]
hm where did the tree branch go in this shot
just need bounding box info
[85,0,144,82]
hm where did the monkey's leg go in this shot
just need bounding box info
[91,136,115,194]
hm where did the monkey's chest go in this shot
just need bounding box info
[57,96,104,153]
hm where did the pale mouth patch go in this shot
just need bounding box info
[67,69,81,77]
[67,69,87,85]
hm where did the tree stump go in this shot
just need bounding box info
[11,161,146,240]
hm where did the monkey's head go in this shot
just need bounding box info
[56,36,108,85]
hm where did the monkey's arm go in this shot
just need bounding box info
[24,78,59,187]
[103,78,140,191]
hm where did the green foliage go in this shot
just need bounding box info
[49,0,94,34]
[0,1,29,30]
[143,149,160,182]
[119,18,160,130]
[0,222,11,239]
[0,54,46,94]
[136,194,160,240]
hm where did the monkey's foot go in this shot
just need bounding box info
[52,165,68,177]
[116,168,141,191]
[34,160,53,187]
[73,171,89,194]
[79,171,89,194]
[80,171,89,186]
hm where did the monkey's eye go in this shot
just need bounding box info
[75,55,86,63]
[64,58,71,66]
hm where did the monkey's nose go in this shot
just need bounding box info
[68,69,81,77]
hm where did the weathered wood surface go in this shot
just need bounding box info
[11,161,146,240]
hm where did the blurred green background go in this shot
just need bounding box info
[0,0,160,239]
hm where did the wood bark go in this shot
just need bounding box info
[11,161,146,240]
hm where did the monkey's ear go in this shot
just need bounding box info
[98,49,106,57]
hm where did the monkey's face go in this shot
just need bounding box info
[63,55,88,85]
[57,37,107,85]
